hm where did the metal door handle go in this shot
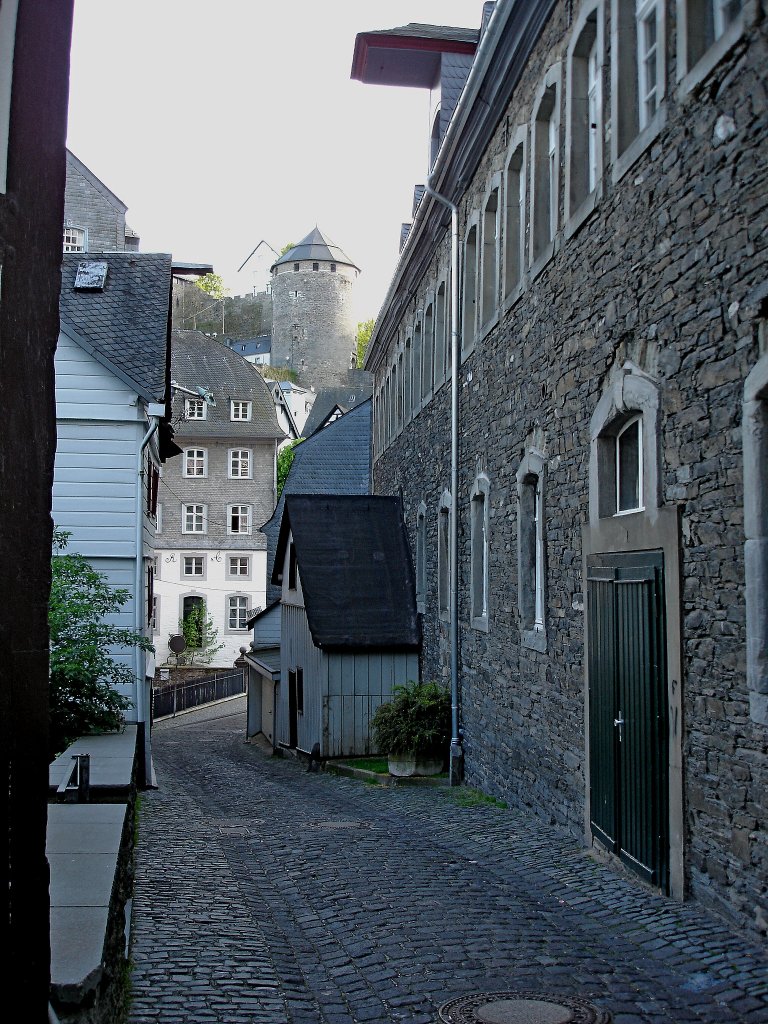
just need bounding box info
[614,713,624,742]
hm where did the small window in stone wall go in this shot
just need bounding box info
[567,7,602,220]
[313,262,319,271]
[517,451,546,650]
[504,138,526,298]
[611,0,666,167]
[293,263,299,272]
[331,263,337,272]
[481,188,499,327]
[616,415,643,513]
[677,0,744,87]
[462,224,478,353]
[423,302,434,400]
[416,503,427,614]
[438,493,451,622]
[531,75,560,264]
[470,475,490,630]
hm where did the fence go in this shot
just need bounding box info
[152,669,246,721]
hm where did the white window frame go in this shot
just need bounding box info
[229,448,252,479]
[615,414,644,515]
[63,225,87,252]
[611,0,666,181]
[185,398,207,420]
[227,594,249,631]
[589,360,660,524]
[565,4,604,234]
[182,503,207,534]
[227,555,251,580]
[182,554,206,578]
[183,447,207,478]
[530,65,561,271]
[230,400,252,421]
[228,504,252,535]
[636,0,661,130]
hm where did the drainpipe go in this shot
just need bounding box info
[424,177,463,786]
[135,417,158,785]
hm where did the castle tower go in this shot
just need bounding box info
[270,227,360,387]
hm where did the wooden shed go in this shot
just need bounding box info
[272,495,420,758]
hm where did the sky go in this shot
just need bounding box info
[66,0,482,323]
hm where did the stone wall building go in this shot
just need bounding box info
[153,331,284,667]
[354,0,768,937]
[64,149,140,252]
[270,228,360,388]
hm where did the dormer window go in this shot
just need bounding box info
[185,398,206,419]
[230,400,252,421]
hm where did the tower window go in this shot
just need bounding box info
[312,262,319,271]
[293,262,300,272]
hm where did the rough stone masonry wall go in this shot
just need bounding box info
[373,2,768,935]
[64,161,128,252]
[272,268,357,387]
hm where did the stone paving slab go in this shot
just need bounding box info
[128,703,767,1024]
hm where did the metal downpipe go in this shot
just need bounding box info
[424,178,463,785]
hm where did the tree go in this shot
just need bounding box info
[356,318,375,368]
[194,272,229,300]
[49,530,153,759]
[172,601,224,666]
[279,241,296,256]
[277,438,304,498]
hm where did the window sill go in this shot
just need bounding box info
[521,628,547,653]
[471,614,489,633]
[564,181,602,242]
[612,105,667,185]
[677,16,745,99]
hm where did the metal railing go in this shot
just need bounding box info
[152,669,246,721]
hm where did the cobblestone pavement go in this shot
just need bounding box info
[129,700,768,1024]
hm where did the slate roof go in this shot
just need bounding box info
[302,372,373,438]
[270,227,359,272]
[227,335,271,358]
[59,252,173,403]
[170,331,284,440]
[274,494,420,651]
[263,400,372,602]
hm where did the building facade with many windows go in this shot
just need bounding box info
[153,330,285,667]
[354,0,766,936]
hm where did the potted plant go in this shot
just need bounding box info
[371,680,451,777]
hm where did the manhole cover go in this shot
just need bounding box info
[307,820,369,829]
[438,992,611,1024]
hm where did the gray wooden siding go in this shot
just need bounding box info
[55,332,143,422]
[279,597,419,757]
[325,651,418,758]
[279,603,324,752]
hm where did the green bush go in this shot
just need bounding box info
[370,680,451,758]
[49,530,152,759]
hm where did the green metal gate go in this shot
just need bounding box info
[587,551,669,891]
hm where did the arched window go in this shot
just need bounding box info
[504,132,527,299]
[462,223,478,354]
[566,5,603,225]
[470,474,490,631]
[416,502,427,614]
[530,66,561,266]
[438,490,452,622]
[481,186,500,327]
[517,450,546,650]
[422,302,434,400]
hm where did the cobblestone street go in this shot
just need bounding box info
[128,701,767,1024]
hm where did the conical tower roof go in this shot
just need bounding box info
[270,227,359,272]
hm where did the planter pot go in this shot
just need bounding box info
[388,754,443,778]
